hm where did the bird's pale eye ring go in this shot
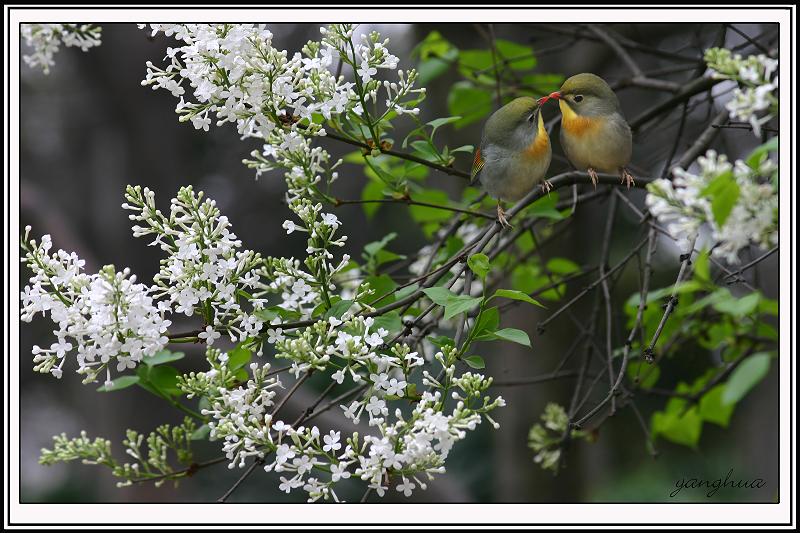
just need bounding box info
[528,112,536,123]
[573,95,584,103]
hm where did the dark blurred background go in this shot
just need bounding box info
[19,22,780,503]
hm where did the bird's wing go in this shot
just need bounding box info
[470,147,485,184]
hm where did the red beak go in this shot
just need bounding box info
[537,91,562,106]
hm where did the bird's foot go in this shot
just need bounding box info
[587,167,599,189]
[496,204,513,229]
[540,180,553,195]
[620,168,636,189]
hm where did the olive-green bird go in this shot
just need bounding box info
[542,73,635,188]
[471,96,552,228]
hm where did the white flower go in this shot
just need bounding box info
[396,477,415,497]
[322,430,342,452]
[267,328,285,344]
[21,24,102,74]
[321,213,340,228]
[198,325,222,346]
[330,462,351,482]
[646,149,777,263]
[20,237,171,385]
[357,59,377,83]
[385,378,406,397]
[283,220,298,234]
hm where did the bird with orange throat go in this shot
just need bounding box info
[471,96,552,228]
[542,73,635,188]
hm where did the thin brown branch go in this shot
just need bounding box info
[321,128,470,180]
[333,196,495,220]
[630,77,722,131]
[642,236,699,362]
[722,245,779,284]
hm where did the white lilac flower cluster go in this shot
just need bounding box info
[705,47,778,137]
[140,24,423,197]
[20,24,102,74]
[19,227,171,385]
[646,150,778,263]
[262,199,352,322]
[191,342,503,502]
[123,185,269,347]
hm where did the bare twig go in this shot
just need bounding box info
[334,196,495,220]
[722,245,779,284]
[589,24,643,78]
[642,236,699,362]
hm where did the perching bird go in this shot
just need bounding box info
[471,96,552,228]
[541,73,635,188]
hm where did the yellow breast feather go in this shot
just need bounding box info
[523,111,551,159]
[559,100,603,137]
[524,132,550,159]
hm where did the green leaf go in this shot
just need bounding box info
[372,311,403,333]
[700,170,740,227]
[97,375,140,392]
[447,81,492,129]
[410,140,442,162]
[492,328,531,347]
[467,253,491,280]
[458,49,494,81]
[473,306,500,339]
[413,30,454,59]
[190,424,212,441]
[713,291,760,317]
[365,274,398,305]
[408,190,453,223]
[463,355,486,369]
[693,249,711,283]
[227,345,252,371]
[525,192,565,220]
[492,289,546,308]
[429,336,455,349]
[627,361,660,389]
[698,322,735,350]
[427,116,461,142]
[395,283,419,300]
[451,144,474,154]
[722,352,771,405]
[143,350,185,367]
[546,257,580,275]
[413,30,458,86]
[758,296,779,316]
[626,281,703,311]
[746,136,778,169]
[511,264,541,294]
[422,286,455,306]
[652,404,703,448]
[361,179,385,219]
[518,73,564,96]
[699,385,735,427]
[494,39,536,70]
[443,295,482,320]
[325,299,354,320]
[148,365,182,397]
[418,56,454,86]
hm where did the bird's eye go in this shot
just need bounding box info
[573,95,584,103]
[528,112,536,123]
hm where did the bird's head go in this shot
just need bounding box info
[539,73,621,118]
[484,96,546,149]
